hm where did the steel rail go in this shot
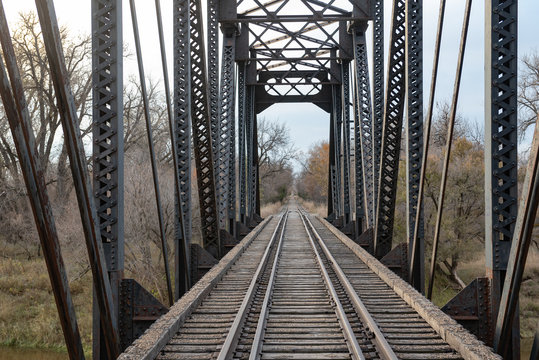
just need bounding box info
[300,209,398,360]
[427,0,472,300]
[248,211,290,360]
[216,211,289,360]
[298,211,366,360]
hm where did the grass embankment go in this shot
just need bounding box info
[0,244,93,355]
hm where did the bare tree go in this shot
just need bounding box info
[519,52,539,136]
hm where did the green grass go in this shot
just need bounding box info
[0,255,92,355]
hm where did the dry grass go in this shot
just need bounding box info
[0,255,92,355]
[299,199,327,217]
[261,202,284,217]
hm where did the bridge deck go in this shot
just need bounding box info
[119,206,500,360]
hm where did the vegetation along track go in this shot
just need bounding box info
[150,205,474,360]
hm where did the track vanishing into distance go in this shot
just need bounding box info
[130,203,494,360]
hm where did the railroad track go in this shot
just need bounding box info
[149,204,482,360]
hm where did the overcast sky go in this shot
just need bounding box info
[3,0,538,170]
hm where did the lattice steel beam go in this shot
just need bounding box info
[238,61,248,224]
[485,0,518,348]
[91,0,123,357]
[189,0,221,258]
[342,60,352,224]
[374,0,406,259]
[173,0,192,298]
[353,27,375,229]
[372,0,384,211]
[352,67,365,234]
[406,0,424,291]
[218,36,237,231]
[208,0,221,216]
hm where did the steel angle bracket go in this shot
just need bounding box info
[442,277,491,344]
[380,242,408,280]
[119,279,169,351]
[190,243,219,284]
[356,227,374,252]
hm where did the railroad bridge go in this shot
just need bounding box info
[0,0,536,359]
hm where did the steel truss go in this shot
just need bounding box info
[91,0,124,357]
[341,60,352,225]
[374,0,406,259]
[189,0,221,258]
[173,0,192,298]
[405,0,424,291]
[352,26,375,230]
[485,0,519,352]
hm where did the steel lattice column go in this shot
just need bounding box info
[238,61,247,224]
[246,84,256,219]
[219,35,236,235]
[328,108,338,219]
[353,28,375,229]
[372,0,384,212]
[485,0,518,350]
[342,61,352,225]
[173,0,192,298]
[352,69,365,235]
[406,0,424,291]
[374,0,406,259]
[189,0,221,258]
[91,0,123,357]
[218,35,236,232]
[208,0,220,187]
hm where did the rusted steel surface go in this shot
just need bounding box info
[0,4,84,359]
[34,0,120,357]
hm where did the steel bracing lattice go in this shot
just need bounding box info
[173,0,192,298]
[353,27,375,229]
[405,0,424,291]
[485,0,519,347]
[189,0,221,258]
[374,0,406,259]
[0,0,526,358]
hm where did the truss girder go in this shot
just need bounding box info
[91,0,124,355]
[372,0,384,210]
[208,0,221,199]
[374,0,406,259]
[218,39,237,230]
[352,70,365,230]
[238,62,248,223]
[341,61,352,223]
[406,0,424,290]
[173,0,192,297]
[485,0,518,315]
[353,29,375,230]
[189,0,221,258]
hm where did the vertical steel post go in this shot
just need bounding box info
[372,0,384,212]
[246,84,255,219]
[342,61,352,225]
[353,26,375,229]
[328,106,338,219]
[374,0,407,259]
[208,0,222,226]
[238,61,247,225]
[189,0,221,258]
[352,63,365,235]
[485,0,519,353]
[36,0,120,357]
[174,0,192,298]
[218,34,237,234]
[405,0,424,292]
[91,0,123,356]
